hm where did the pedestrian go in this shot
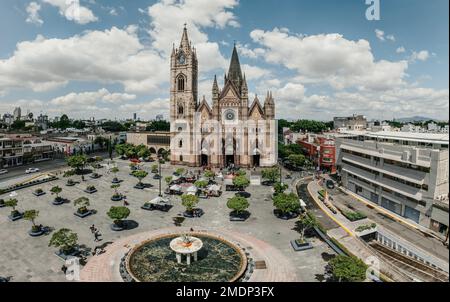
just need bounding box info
[94,230,102,242]
[61,264,67,274]
[90,224,96,234]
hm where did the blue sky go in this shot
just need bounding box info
[0,0,448,121]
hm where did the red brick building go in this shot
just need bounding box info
[297,134,336,174]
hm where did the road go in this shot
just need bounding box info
[0,159,68,184]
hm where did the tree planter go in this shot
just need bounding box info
[52,197,66,206]
[141,203,172,212]
[28,226,45,237]
[55,248,80,260]
[273,210,299,220]
[229,211,250,222]
[183,208,204,218]
[33,191,46,197]
[90,174,102,179]
[0,201,5,208]
[111,194,123,201]
[134,183,146,190]
[84,188,97,194]
[290,240,313,251]
[74,210,93,218]
[110,222,126,231]
[8,212,23,221]
[66,182,76,187]
[112,178,122,184]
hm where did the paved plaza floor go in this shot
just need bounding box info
[0,159,334,282]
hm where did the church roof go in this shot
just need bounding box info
[249,95,264,116]
[197,96,212,114]
[227,44,243,89]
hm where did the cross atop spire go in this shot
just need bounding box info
[180,24,190,50]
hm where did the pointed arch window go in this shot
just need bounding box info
[177,76,185,91]
[178,104,184,116]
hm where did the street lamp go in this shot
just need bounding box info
[158,156,162,197]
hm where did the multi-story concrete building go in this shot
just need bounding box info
[13,107,21,120]
[334,115,367,131]
[336,130,449,235]
[0,137,23,168]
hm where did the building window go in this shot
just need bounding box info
[178,105,184,116]
[177,77,185,91]
[180,155,183,162]
[179,140,183,148]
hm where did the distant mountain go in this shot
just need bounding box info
[394,116,435,123]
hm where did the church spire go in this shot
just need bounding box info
[227,43,243,91]
[180,23,190,51]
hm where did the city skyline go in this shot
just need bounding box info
[0,0,448,121]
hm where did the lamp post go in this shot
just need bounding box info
[158,157,162,197]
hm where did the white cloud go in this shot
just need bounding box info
[50,88,136,107]
[146,0,240,72]
[0,27,167,94]
[386,34,396,42]
[250,28,408,91]
[43,0,98,24]
[26,2,43,26]
[396,46,406,53]
[375,29,385,41]
[409,50,430,62]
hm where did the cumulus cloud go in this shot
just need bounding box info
[409,50,430,62]
[43,0,98,24]
[0,27,167,94]
[396,46,406,53]
[375,29,385,41]
[250,28,408,91]
[25,2,43,26]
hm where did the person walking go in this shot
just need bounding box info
[90,224,96,234]
[94,230,102,242]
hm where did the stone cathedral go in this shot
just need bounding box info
[170,26,277,168]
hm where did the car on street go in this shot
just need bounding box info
[25,168,40,174]
[0,169,8,175]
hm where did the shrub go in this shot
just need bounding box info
[49,228,78,255]
[181,194,199,213]
[343,211,367,222]
[273,193,300,214]
[107,206,130,226]
[233,175,250,190]
[194,180,209,188]
[328,255,368,282]
[227,196,249,215]
[262,168,280,183]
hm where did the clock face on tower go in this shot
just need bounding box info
[178,52,186,65]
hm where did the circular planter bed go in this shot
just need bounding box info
[229,211,250,222]
[84,188,98,194]
[0,200,5,208]
[28,226,45,237]
[111,195,123,201]
[134,183,146,190]
[112,178,122,184]
[235,192,251,198]
[55,248,80,260]
[90,174,101,179]
[74,209,93,218]
[273,210,299,220]
[183,208,204,218]
[52,197,66,206]
[66,181,76,187]
[110,222,126,231]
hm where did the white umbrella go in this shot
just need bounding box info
[187,186,198,193]
[149,196,170,205]
[170,185,182,191]
[9,191,18,198]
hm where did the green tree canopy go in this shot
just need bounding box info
[181,194,199,212]
[67,155,87,172]
[273,182,289,195]
[328,255,368,282]
[273,192,300,214]
[50,186,62,197]
[4,198,18,211]
[74,197,90,211]
[49,228,78,254]
[227,196,249,214]
[107,206,130,223]
[233,175,250,190]
[262,167,280,183]
[288,154,307,167]
[194,180,209,188]
[131,170,148,184]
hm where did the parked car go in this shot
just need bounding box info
[130,158,141,163]
[25,168,40,174]
[0,169,8,175]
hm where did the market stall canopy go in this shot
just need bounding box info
[148,196,170,205]
[170,185,182,191]
[187,186,198,193]
[208,184,222,191]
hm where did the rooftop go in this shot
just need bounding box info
[339,130,449,145]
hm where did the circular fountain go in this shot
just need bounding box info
[124,233,247,282]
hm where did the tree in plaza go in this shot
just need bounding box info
[273,192,300,215]
[23,209,40,232]
[67,154,87,173]
[175,168,185,176]
[107,206,130,228]
[273,182,289,195]
[111,184,121,197]
[165,176,173,186]
[327,255,368,282]
[262,167,280,184]
[181,194,199,214]
[295,212,318,243]
[194,180,209,189]
[48,228,78,255]
[151,164,159,173]
[74,197,90,214]
[235,169,246,176]
[204,170,215,180]
[131,170,148,186]
[5,199,20,217]
[227,196,249,216]
[233,175,250,191]
[288,154,307,167]
[136,144,150,159]
[50,186,63,200]
[111,166,119,181]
